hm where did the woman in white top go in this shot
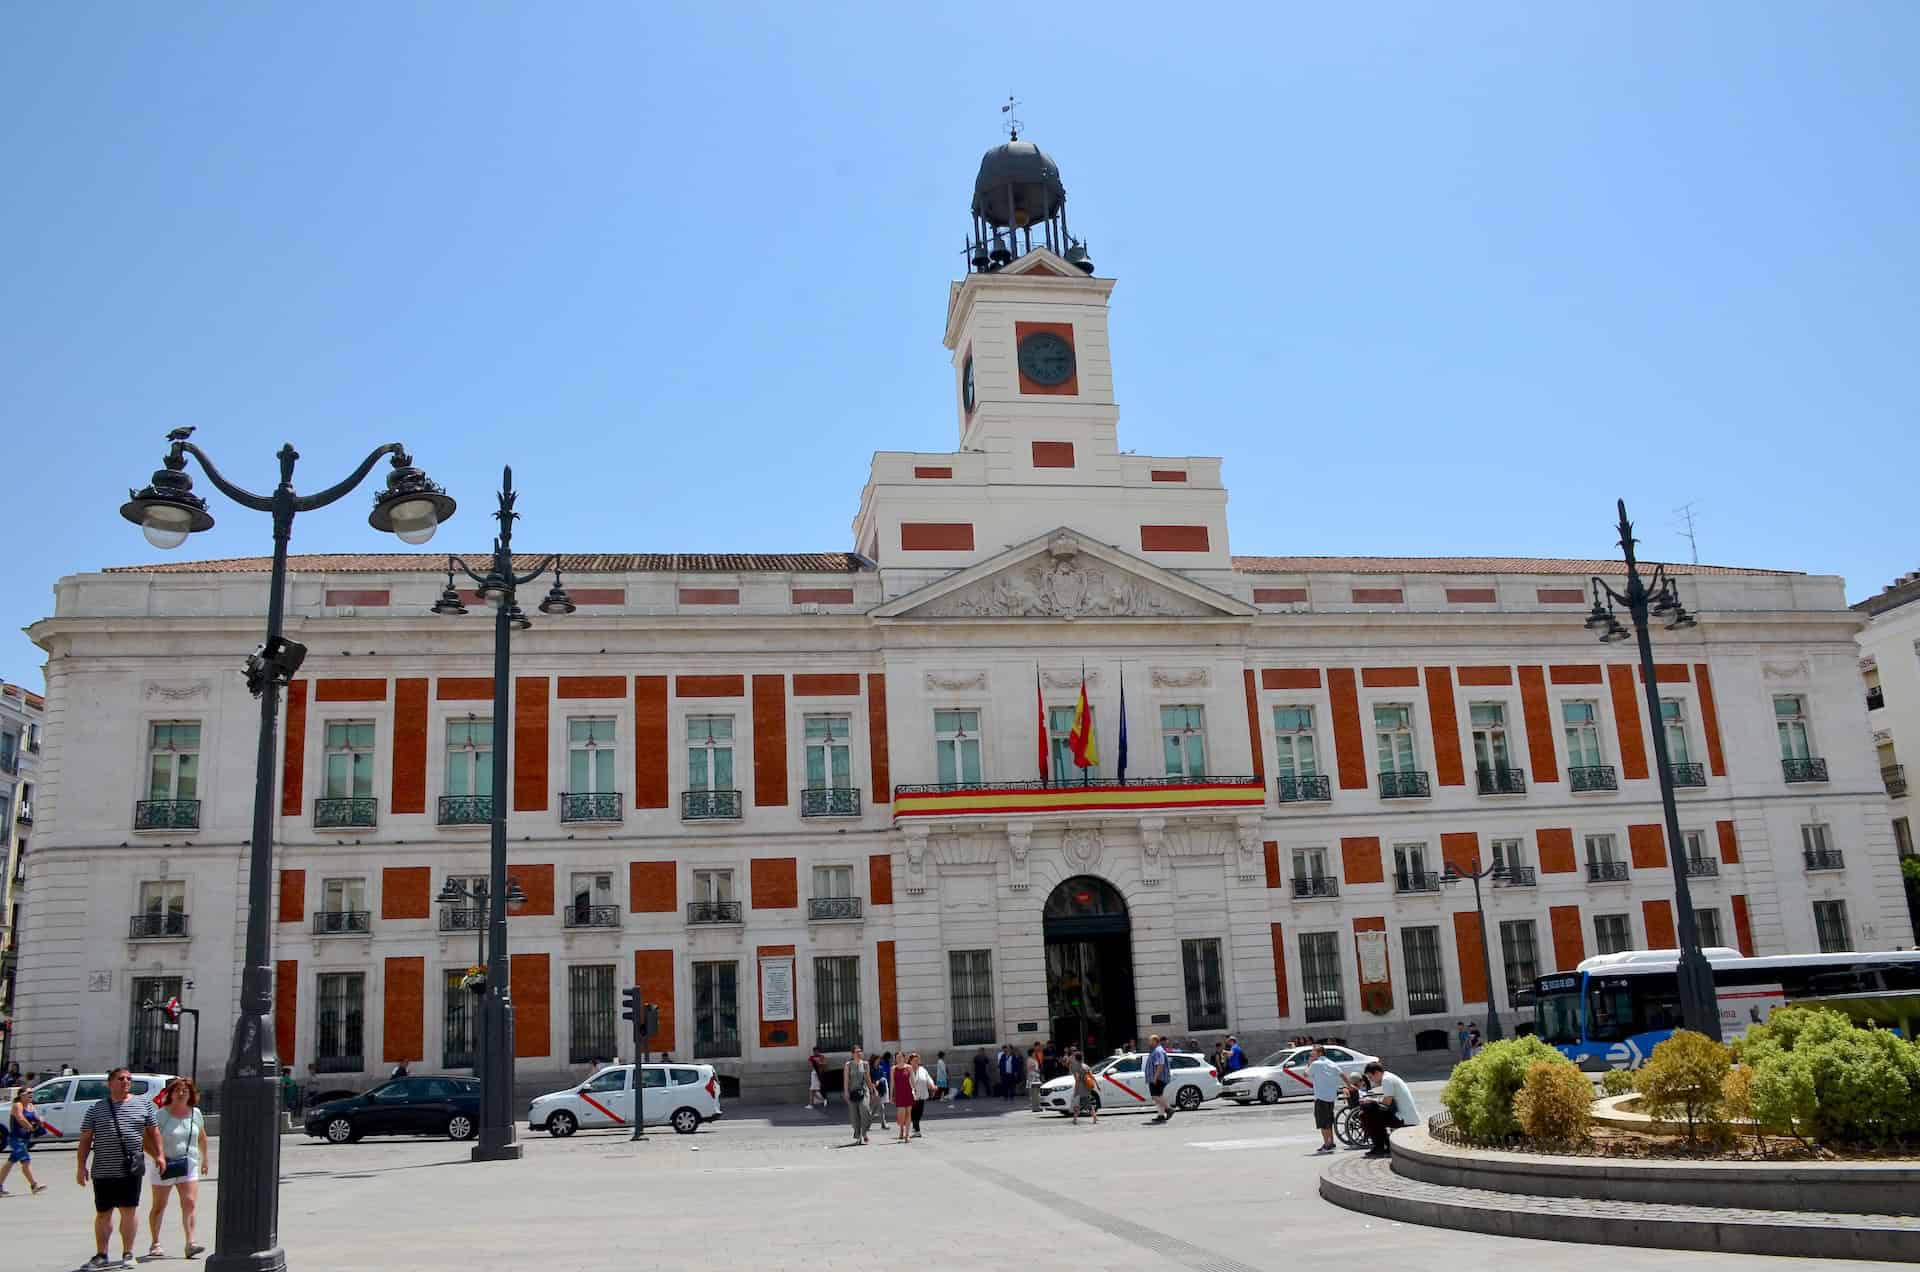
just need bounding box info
[146,1077,212,1260]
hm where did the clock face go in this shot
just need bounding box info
[962,354,975,411]
[1018,331,1075,387]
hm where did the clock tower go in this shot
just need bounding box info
[853,134,1232,587]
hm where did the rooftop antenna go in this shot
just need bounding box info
[1674,500,1701,564]
[1001,94,1022,141]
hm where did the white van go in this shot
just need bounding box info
[23,1072,175,1142]
[528,1062,723,1137]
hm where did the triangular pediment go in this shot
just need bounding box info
[873,528,1255,620]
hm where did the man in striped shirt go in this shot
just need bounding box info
[75,1068,162,1269]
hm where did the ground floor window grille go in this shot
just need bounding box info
[1299,931,1344,1023]
[815,955,861,1051]
[443,970,474,1069]
[1181,939,1227,1030]
[1813,900,1850,953]
[1499,920,1538,1006]
[1594,914,1632,955]
[949,950,995,1045]
[1401,926,1446,1015]
[129,975,183,1073]
[568,965,617,1064]
[316,973,365,1072]
[693,961,740,1059]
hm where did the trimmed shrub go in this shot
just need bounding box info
[1794,1026,1920,1145]
[1441,1034,1562,1139]
[1637,1030,1731,1143]
[1599,1067,1636,1098]
[1735,1005,1854,1066]
[1514,1057,1594,1145]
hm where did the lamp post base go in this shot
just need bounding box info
[470,1141,525,1163]
[1677,943,1723,1042]
[206,1049,288,1272]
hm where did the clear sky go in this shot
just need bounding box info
[3,3,1916,687]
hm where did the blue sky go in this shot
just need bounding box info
[3,3,1916,687]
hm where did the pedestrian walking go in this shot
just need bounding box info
[1455,1021,1470,1060]
[1308,1042,1353,1154]
[1067,1047,1098,1125]
[1,1082,49,1196]
[1467,1026,1483,1057]
[389,1061,410,1079]
[844,1046,877,1146]
[1144,1035,1175,1123]
[1026,1046,1043,1112]
[909,1053,933,1137]
[934,1051,949,1102]
[971,1049,990,1103]
[997,1045,1018,1100]
[891,1054,915,1142]
[145,1077,210,1260]
[807,1045,828,1109]
[75,1067,162,1269]
[1226,1035,1246,1074]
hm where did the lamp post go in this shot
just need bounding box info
[1441,859,1507,1043]
[1583,498,1719,1041]
[120,431,454,1272]
[430,465,572,1161]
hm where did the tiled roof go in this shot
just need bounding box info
[1853,570,1920,617]
[1229,555,1799,578]
[104,552,871,575]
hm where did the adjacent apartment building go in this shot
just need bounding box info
[1855,570,1920,941]
[10,138,1907,1098]
[1,679,44,1069]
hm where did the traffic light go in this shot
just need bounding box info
[620,986,641,1024]
[243,635,307,697]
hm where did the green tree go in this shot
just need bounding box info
[1637,1029,1730,1143]
[1440,1035,1562,1138]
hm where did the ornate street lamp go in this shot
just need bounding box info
[1442,858,1508,1043]
[1585,498,1718,1041]
[119,430,454,1272]
[433,465,570,1161]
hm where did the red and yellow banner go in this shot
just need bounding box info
[894,779,1265,820]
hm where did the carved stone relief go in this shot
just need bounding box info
[1762,660,1810,681]
[1043,668,1101,690]
[1006,823,1032,892]
[924,671,988,692]
[1061,828,1103,870]
[903,826,930,894]
[914,550,1215,619]
[144,681,211,702]
[1139,817,1167,886]
[1151,667,1210,689]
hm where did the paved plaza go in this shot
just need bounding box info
[6,1083,1912,1271]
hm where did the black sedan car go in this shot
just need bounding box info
[304,1075,481,1143]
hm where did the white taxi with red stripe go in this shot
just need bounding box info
[529,1062,723,1136]
[1038,1051,1222,1115]
[1219,1044,1375,1105]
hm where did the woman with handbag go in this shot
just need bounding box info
[145,1077,210,1260]
[0,1082,49,1195]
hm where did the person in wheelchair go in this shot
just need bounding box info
[1356,1061,1421,1158]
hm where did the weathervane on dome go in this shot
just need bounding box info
[1000,94,1022,141]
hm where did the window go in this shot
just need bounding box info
[568,718,617,793]
[147,722,201,800]
[321,877,366,914]
[129,975,183,1073]
[445,717,492,796]
[1161,705,1207,777]
[813,865,854,898]
[1813,900,1850,953]
[26,722,40,752]
[691,869,734,903]
[933,710,981,785]
[1401,926,1446,1015]
[442,970,474,1068]
[1373,705,1417,773]
[804,714,853,789]
[1299,931,1344,1023]
[1896,817,1914,859]
[1293,846,1329,880]
[1181,939,1227,1029]
[567,965,617,1064]
[1683,830,1707,863]
[1499,920,1538,1005]
[1801,824,1832,855]
[692,961,739,1058]
[1659,698,1692,766]
[814,955,861,1051]
[316,972,366,1072]
[1594,914,1632,955]
[1393,842,1433,890]
[949,950,994,1045]
[1586,834,1620,866]
[569,872,612,923]
[323,722,375,798]
[139,879,186,927]
[1695,908,1723,948]
[1469,703,1511,771]
[1048,704,1095,779]
[1563,702,1604,768]
[1774,695,1812,760]
[1490,837,1526,873]
[1272,706,1319,777]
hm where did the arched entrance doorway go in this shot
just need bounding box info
[1043,875,1136,1062]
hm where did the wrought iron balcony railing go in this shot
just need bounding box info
[1804,849,1846,872]
[1884,765,1907,799]
[1684,856,1720,878]
[1665,762,1707,788]
[1292,875,1339,899]
[686,900,743,925]
[1867,687,1886,711]
[439,907,484,932]
[1497,866,1537,887]
[1475,767,1526,796]
[134,799,201,831]
[807,896,863,921]
[562,903,620,929]
[1782,757,1828,784]
[312,910,371,936]
[1394,871,1442,894]
[682,789,742,821]
[129,912,189,939]
[1569,766,1618,793]
[438,795,492,825]
[801,787,861,818]
[1586,860,1629,883]
[559,792,623,823]
[314,796,377,829]
[1377,770,1431,800]
[1276,774,1333,803]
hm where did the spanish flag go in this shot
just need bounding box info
[1068,672,1098,770]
